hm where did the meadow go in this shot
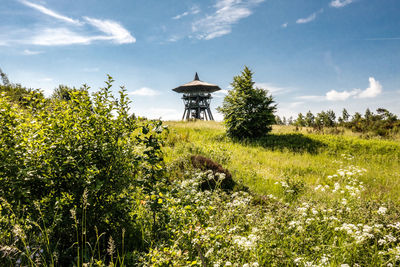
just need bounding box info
[154,120,400,266]
[165,121,400,201]
[2,83,400,266]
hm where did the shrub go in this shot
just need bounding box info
[218,66,276,139]
[0,76,167,265]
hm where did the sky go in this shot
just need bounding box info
[1,0,400,120]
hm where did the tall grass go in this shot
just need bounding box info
[164,121,400,201]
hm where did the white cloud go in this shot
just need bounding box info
[28,19,135,46]
[213,89,229,98]
[30,28,92,46]
[16,1,135,46]
[173,11,190,20]
[356,77,382,98]
[281,22,288,28]
[299,77,383,102]
[173,5,201,20]
[84,17,136,44]
[326,89,358,101]
[192,0,264,40]
[128,87,159,96]
[20,0,81,25]
[22,49,43,55]
[296,9,323,24]
[330,0,354,8]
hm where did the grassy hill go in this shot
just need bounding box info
[165,121,400,201]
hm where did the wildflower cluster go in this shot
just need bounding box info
[144,161,400,266]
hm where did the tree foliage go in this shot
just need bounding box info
[218,66,276,139]
[293,108,400,137]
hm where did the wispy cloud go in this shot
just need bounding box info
[299,77,383,102]
[30,28,92,46]
[20,0,81,25]
[84,17,136,44]
[192,0,265,40]
[16,1,135,46]
[296,9,323,24]
[22,49,43,55]
[281,22,288,28]
[167,35,182,42]
[330,0,354,8]
[128,87,160,96]
[173,5,201,20]
[255,82,292,95]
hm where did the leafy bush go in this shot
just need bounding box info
[218,66,276,139]
[0,76,166,265]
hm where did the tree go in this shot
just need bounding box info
[282,116,287,125]
[342,108,350,122]
[0,67,10,86]
[305,111,315,127]
[295,113,306,127]
[218,66,277,139]
[364,108,372,122]
[326,110,336,127]
[275,115,284,125]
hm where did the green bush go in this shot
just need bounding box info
[218,66,276,139]
[0,76,166,265]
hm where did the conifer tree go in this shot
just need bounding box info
[218,66,276,139]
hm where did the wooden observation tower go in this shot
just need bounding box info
[172,73,221,120]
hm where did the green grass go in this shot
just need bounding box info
[164,120,400,202]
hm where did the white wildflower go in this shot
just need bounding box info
[378,239,386,245]
[377,207,387,215]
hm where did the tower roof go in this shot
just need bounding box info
[172,73,221,94]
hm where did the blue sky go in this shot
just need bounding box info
[1,0,399,120]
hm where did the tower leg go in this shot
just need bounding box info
[204,110,208,121]
[207,108,214,120]
[186,107,190,120]
[182,109,186,120]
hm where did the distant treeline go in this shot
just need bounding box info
[276,108,400,137]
